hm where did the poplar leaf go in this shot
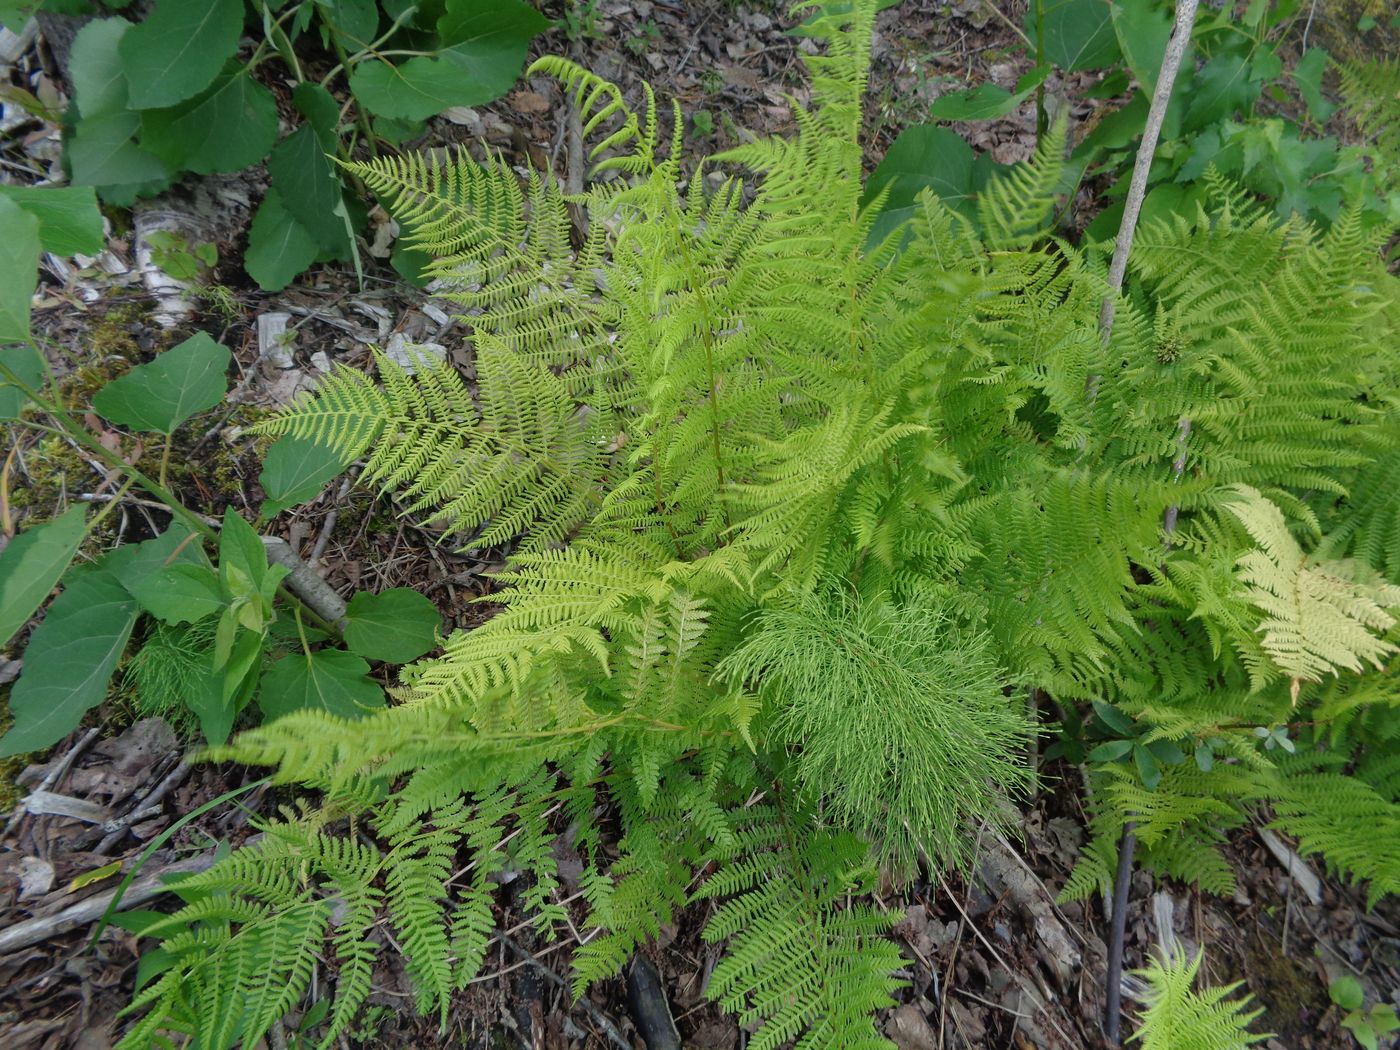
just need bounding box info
[0,570,139,756]
[0,505,87,647]
[92,332,230,434]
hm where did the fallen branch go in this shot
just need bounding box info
[262,537,348,628]
[0,851,217,956]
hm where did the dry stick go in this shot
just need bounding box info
[1097,1,1199,1045]
[1,726,100,839]
[0,852,219,956]
[262,536,349,628]
[498,934,631,1050]
[1098,0,1200,339]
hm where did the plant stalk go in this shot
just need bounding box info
[1096,3,1199,1044]
[1099,0,1201,341]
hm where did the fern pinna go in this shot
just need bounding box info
[118,0,1399,1045]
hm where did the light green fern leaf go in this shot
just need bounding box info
[1226,485,1400,697]
[1132,949,1267,1049]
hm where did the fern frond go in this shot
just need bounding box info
[1131,949,1267,1049]
[1269,771,1400,908]
[1226,486,1400,696]
[696,807,903,1050]
[977,116,1067,250]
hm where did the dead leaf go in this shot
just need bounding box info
[511,90,551,115]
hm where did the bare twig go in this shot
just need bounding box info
[262,537,348,627]
[2,727,100,838]
[0,852,219,955]
[1098,4,1200,1044]
[498,934,631,1050]
[1098,0,1201,341]
[95,761,192,855]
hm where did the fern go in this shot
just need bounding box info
[1132,949,1267,1049]
[117,0,1400,1043]
[695,806,904,1050]
[1339,57,1400,164]
[1225,485,1400,699]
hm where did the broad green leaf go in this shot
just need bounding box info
[0,569,139,756]
[1329,975,1364,1011]
[131,564,225,624]
[0,504,87,647]
[70,18,134,118]
[218,508,271,596]
[292,82,341,150]
[1292,48,1335,122]
[1092,700,1134,734]
[268,125,349,252]
[1034,0,1120,72]
[1144,739,1185,765]
[862,125,979,245]
[185,670,235,744]
[92,331,230,434]
[372,114,426,146]
[1184,53,1256,132]
[0,186,104,255]
[319,0,379,45]
[931,84,1021,121]
[0,0,43,31]
[103,522,207,592]
[0,344,46,420]
[140,69,279,174]
[348,0,548,121]
[343,588,440,663]
[245,190,320,291]
[219,625,264,705]
[1087,739,1133,763]
[259,434,348,517]
[119,0,244,109]
[1134,743,1162,790]
[258,648,385,721]
[1110,0,1172,93]
[0,195,40,344]
[68,111,172,191]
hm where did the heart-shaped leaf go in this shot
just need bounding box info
[0,195,40,344]
[348,0,548,121]
[343,588,441,663]
[245,190,321,292]
[131,564,225,624]
[259,648,386,721]
[0,186,104,255]
[259,434,348,517]
[92,331,230,435]
[118,0,244,109]
[140,69,280,175]
[0,569,139,756]
[0,344,46,420]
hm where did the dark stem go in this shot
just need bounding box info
[1104,822,1137,1045]
[1033,0,1047,142]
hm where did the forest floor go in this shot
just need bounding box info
[2,1,1397,1048]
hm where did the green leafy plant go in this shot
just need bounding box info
[877,0,1397,237]
[103,0,1399,1044]
[144,230,218,282]
[1330,974,1400,1050]
[0,325,441,752]
[1132,949,1267,1049]
[0,0,548,290]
